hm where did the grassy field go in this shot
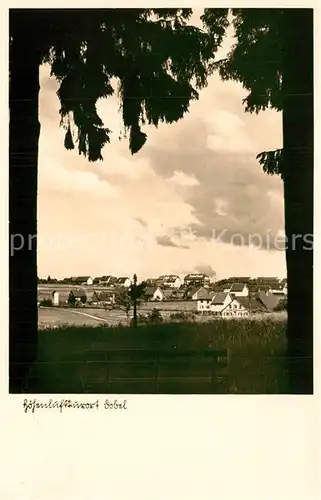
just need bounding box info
[38,307,127,328]
[38,306,287,329]
[28,317,288,394]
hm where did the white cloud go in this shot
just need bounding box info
[95,155,152,180]
[39,160,118,199]
[207,133,256,153]
[214,198,228,216]
[37,35,285,280]
[206,110,257,153]
[206,110,244,135]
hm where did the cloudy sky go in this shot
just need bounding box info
[37,17,286,281]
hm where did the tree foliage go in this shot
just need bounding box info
[274,297,287,311]
[256,148,283,179]
[202,8,284,176]
[115,278,147,321]
[67,291,76,306]
[25,8,230,160]
[114,288,132,316]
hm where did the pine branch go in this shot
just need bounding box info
[256,148,284,179]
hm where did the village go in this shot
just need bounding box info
[38,273,287,318]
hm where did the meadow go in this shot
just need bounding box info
[38,305,287,329]
[28,317,289,394]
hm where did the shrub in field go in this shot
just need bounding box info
[137,309,163,325]
[149,308,163,324]
[274,298,287,311]
[170,311,196,321]
[137,313,148,324]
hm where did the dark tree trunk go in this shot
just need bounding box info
[133,300,138,328]
[9,12,41,392]
[282,9,314,393]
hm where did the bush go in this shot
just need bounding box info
[137,313,147,323]
[137,309,163,325]
[170,311,195,321]
[149,308,163,323]
[274,297,287,311]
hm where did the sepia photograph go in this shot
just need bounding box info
[9,7,313,395]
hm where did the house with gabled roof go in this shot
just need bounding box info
[197,289,215,312]
[145,278,158,287]
[144,286,164,301]
[248,283,273,295]
[220,292,283,317]
[184,286,209,300]
[70,276,93,286]
[94,275,119,286]
[210,292,233,315]
[116,277,131,288]
[221,296,265,318]
[184,273,210,288]
[107,276,119,287]
[91,290,115,305]
[99,275,111,284]
[256,291,282,311]
[68,288,87,304]
[257,284,273,294]
[271,283,287,295]
[170,289,185,300]
[157,275,181,289]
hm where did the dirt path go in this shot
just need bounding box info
[67,310,107,322]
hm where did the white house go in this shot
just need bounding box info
[279,278,287,295]
[91,291,115,305]
[210,292,233,315]
[222,295,271,318]
[186,286,212,301]
[70,276,93,286]
[256,284,273,295]
[117,277,131,288]
[184,274,211,288]
[145,286,164,301]
[197,289,215,312]
[270,281,287,295]
[226,283,249,297]
[53,291,60,306]
[221,297,251,318]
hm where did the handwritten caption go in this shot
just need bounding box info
[23,398,128,414]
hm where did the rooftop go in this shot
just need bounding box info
[230,283,247,292]
[212,292,229,305]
